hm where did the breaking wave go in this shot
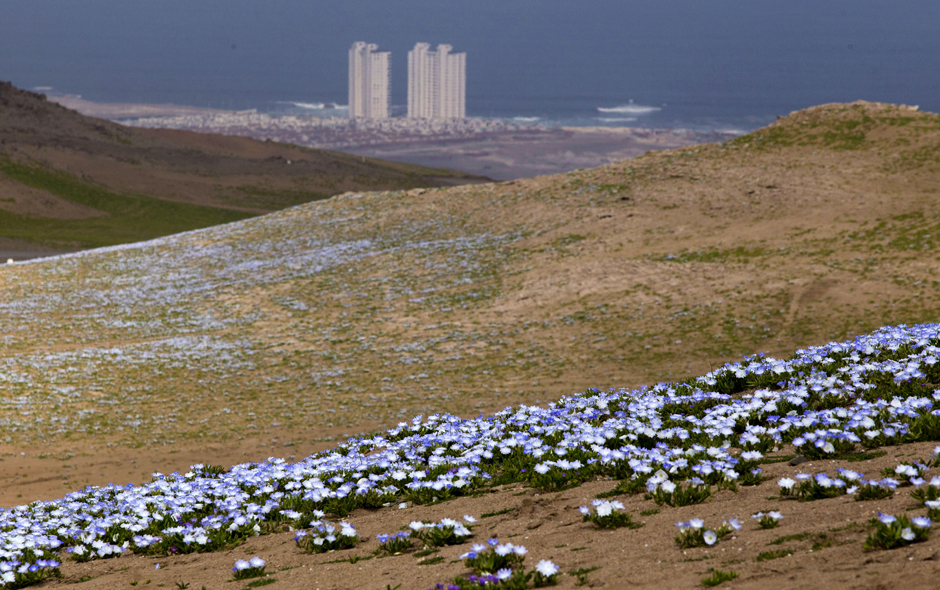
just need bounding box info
[597,103,661,115]
[290,102,325,110]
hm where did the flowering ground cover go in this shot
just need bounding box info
[0,323,937,588]
[2,102,940,504]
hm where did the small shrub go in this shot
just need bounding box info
[376,531,413,554]
[854,482,895,501]
[647,479,712,507]
[863,513,931,550]
[675,519,740,549]
[751,511,783,529]
[777,473,846,501]
[294,521,358,554]
[232,557,266,581]
[409,517,473,547]
[459,539,526,574]
[579,500,643,530]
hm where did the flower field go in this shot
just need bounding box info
[1,322,939,587]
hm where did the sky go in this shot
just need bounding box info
[1,0,938,125]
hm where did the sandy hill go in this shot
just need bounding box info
[0,100,937,589]
[0,81,487,252]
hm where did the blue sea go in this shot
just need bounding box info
[2,0,939,133]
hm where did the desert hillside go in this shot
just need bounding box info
[0,99,937,494]
[0,81,487,252]
[0,101,938,589]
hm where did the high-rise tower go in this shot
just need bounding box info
[349,42,390,120]
[407,43,465,119]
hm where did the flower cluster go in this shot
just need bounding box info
[460,539,527,574]
[579,500,641,530]
[674,518,740,549]
[442,542,558,590]
[778,473,847,501]
[376,531,413,554]
[646,472,713,507]
[864,513,932,550]
[293,520,358,554]
[0,554,60,588]
[884,462,929,486]
[232,557,266,581]
[751,511,783,529]
[409,517,474,547]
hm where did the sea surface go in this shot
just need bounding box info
[2,0,939,133]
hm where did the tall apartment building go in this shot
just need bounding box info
[348,42,390,119]
[407,43,466,119]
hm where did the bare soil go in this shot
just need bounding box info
[33,442,940,590]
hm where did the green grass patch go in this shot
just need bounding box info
[755,549,792,562]
[480,507,515,518]
[0,158,252,248]
[701,569,738,587]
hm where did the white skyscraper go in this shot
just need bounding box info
[408,43,465,119]
[349,42,390,120]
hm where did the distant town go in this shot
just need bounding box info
[120,112,540,149]
[47,40,737,175]
[120,41,530,149]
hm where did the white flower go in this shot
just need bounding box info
[595,502,613,517]
[464,515,476,523]
[901,527,915,541]
[689,518,704,529]
[535,560,559,576]
[248,557,265,568]
[778,478,796,489]
[703,530,717,545]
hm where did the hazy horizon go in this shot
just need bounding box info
[2,0,939,130]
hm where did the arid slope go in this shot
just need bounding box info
[0,100,938,589]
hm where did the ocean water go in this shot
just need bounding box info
[2,0,939,133]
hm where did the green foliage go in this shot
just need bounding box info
[755,550,792,562]
[647,481,712,507]
[779,477,845,502]
[701,569,739,587]
[0,158,252,248]
[580,501,643,530]
[463,545,526,575]
[854,484,894,502]
[675,521,736,549]
[410,522,472,547]
[864,515,931,550]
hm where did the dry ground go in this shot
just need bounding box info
[37,442,940,590]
